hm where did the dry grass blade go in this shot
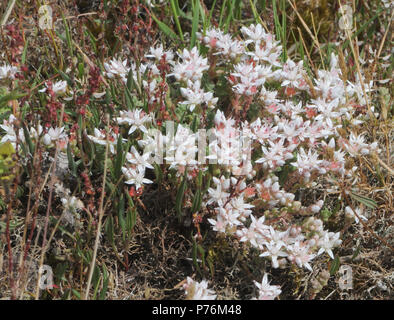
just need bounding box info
[1,0,16,27]
[34,104,66,299]
[337,0,375,120]
[84,114,110,300]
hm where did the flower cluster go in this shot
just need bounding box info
[55,183,84,227]
[182,277,217,300]
[0,114,67,149]
[253,273,282,300]
[0,63,18,80]
[0,20,382,300]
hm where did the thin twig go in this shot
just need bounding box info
[374,154,394,176]
[1,0,16,27]
[73,41,109,87]
[297,27,317,75]
[338,0,375,120]
[371,10,393,76]
[84,114,110,300]
[34,104,65,299]
[287,0,324,61]
[344,193,394,252]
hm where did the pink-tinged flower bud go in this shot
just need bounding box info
[286,193,295,201]
[314,219,323,228]
[43,133,51,145]
[293,201,301,211]
[310,205,320,213]
[308,239,316,247]
[278,258,287,269]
